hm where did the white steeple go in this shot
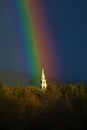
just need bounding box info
[40,68,47,90]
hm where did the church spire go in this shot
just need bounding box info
[40,68,47,90]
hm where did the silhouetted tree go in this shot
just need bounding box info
[29,79,33,86]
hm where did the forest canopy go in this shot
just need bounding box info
[0,83,87,130]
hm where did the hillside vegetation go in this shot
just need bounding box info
[0,83,87,130]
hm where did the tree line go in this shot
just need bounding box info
[0,83,87,130]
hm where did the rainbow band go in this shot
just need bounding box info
[6,0,56,85]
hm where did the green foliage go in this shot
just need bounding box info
[0,83,87,130]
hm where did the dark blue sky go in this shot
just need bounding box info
[0,0,87,81]
[45,0,87,80]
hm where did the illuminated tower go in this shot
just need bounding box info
[40,68,47,90]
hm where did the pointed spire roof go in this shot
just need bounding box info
[41,68,45,79]
[42,68,44,73]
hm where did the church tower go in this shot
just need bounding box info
[40,68,47,90]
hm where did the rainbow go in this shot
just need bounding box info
[6,0,57,85]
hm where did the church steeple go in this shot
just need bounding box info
[40,68,47,90]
